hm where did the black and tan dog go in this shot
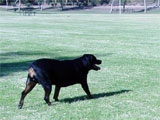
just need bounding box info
[18,54,102,109]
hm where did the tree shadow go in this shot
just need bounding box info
[62,6,93,11]
[0,51,113,77]
[136,6,159,13]
[0,51,47,76]
[0,61,32,77]
[0,51,80,77]
[60,90,132,103]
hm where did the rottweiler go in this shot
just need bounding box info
[18,54,102,109]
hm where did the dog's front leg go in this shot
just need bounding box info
[53,86,61,101]
[81,81,93,99]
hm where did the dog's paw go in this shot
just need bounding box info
[88,95,93,99]
[18,104,22,109]
[54,99,59,102]
[47,102,52,106]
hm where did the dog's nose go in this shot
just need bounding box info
[97,60,102,64]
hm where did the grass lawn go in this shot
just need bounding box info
[0,10,160,120]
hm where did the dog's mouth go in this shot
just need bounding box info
[92,60,102,71]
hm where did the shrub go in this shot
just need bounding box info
[51,2,57,6]
[0,0,6,5]
[83,1,88,6]
[77,2,83,7]
[26,2,31,7]
[100,0,110,5]
[37,0,43,5]
[65,2,72,5]
[91,0,97,6]
[11,2,16,6]
[46,0,51,5]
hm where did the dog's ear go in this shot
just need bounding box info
[83,54,93,57]
[82,54,88,58]
[83,54,96,62]
[81,55,92,68]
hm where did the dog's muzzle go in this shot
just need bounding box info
[93,60,102,71]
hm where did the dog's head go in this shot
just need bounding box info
[82,54,102,71]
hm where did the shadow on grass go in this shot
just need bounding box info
[62,6,93,11]
[0,51,113,77]
[136,6,159,13]
[60,90,132,103]
[24,90,131,109]
[0,51,80,77]
[0,61,32,77]
[0,51,45,77]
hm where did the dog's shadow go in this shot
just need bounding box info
[60,90,132,104]
[24,90,131,109]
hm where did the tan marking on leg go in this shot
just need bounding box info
[18,81,36,109]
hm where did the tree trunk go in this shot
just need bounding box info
[61,2,64,10]
[122,0,126,13]
[18,0,21,12]
[15,0,19,3]
[6,0,8,9]
[60,0,64,10]
[119,0,122,14]
[158,0,160,7]
[110,0,115,13]
[144,0,147,13]
[41,4,43,11]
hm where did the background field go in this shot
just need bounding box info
[0,11,160,120]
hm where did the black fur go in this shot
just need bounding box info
[18,54,102,109]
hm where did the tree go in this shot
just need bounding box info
[18,0,21,12]
[110,0,115,13]
[110,0,123,14]
[110,0,122,14]
[119,0,121,14]
[38,0,43,11]
[122,0,127,12]
[60,0,64,10]
[5,0,8,9]
[144,0,147,13]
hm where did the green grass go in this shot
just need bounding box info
[0,10,160,120]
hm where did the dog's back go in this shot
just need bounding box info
[18,54,101,109]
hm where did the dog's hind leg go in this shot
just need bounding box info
[18,75,36,109]
[53,86,61,101]
[35,71,52,106]
[81,81,93,99]
[43,85,52,106]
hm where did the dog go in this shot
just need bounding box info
[18,54,102,109]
